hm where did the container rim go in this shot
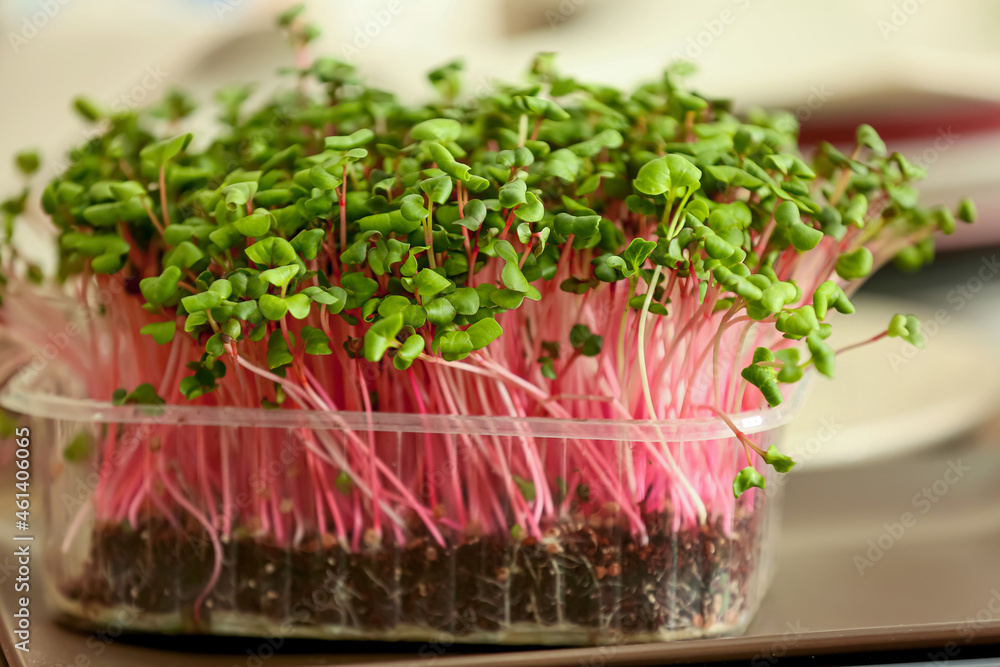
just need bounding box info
[0,363,811,443]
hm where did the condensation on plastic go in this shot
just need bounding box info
[2,364,805,645]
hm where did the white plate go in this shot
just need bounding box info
[785,294,1000,471]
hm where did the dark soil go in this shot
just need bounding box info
[61,507,765,642]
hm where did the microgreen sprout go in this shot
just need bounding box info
[0,8,972,614]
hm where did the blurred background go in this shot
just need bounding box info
[2,0,1000,244]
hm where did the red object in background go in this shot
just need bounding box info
[796,98,1000,251]
[799,101,1000,148]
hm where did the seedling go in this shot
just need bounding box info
[0,6,972,643]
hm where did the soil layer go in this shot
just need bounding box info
[61,508,765,642]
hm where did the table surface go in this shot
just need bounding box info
[1,434,999,666]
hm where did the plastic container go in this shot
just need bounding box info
[1,363,805,646]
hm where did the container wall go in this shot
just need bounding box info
[36,409,784,645]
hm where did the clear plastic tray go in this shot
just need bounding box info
[0,363,806,645]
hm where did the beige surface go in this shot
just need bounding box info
[3,0,1000,224]
[786,294,1000,470]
